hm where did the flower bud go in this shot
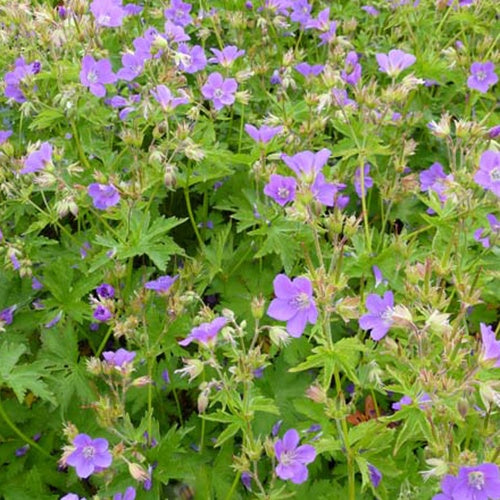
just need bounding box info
[128,462,150,482]
[131,376,153,387]
[251,295,265,320]
[305,384,327,404]
[269,327,290,347]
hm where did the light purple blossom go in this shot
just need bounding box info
[0,130,12,144]
[80,56,116,98]
[305,7,330,30]
[270,69,282,85]
[392,393,431,411]
[61,494,84,500]
[32,277,43,290]
[178,317,228,347]
[331,88,357,108]
[93,304,112,322]
[290,0,312,26]
[151,85,189,111]
[274,429,316,484]
[10,253,20,270]
[420,162,454,209]
[372,265,385,288]
[106,94,140,120]
[433,463,500,500]
[90,0,126,27]
[310,173,337,206]
[467,62,498,93]
[102,348,136,368]
[264,174,297,206]
[113,487,136,500]
[45,311,63,329]
[164,0,192,27]
[376,49,416,77]
[209,46,245,67]
[66,434,112,479]
[201,72,238,111]
[164,20,190,44]
[368,464,382,488]
[480,323,500,368]
[281,148,331,180]
[176,44,207,73]
[341,51,362,86]
[19,142,53,175]
[359,291,394,341]
[474,227,490,248]
[354,164,373,197]
[116,52,145,81]
[489,125,500,139]
[144,274,178,293]
[4,57,40,103]
[267,274,318,337]
[244,124,283,144]
[88,183,121,210]
[361,5,379,15]
[474,150,500,197]
[241,471,252,491]
[96,283,115,299]
[294,62,324,78]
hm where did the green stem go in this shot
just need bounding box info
[225,471,242,500]
[96,324,114,357]
[184,187,205,249]
[70,120,92,170]
[0,396,53,459]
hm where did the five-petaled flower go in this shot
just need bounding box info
[201,72,238,110]
[359,291,395,340]
[66,434,112,479]
[467,61,498,93]
[264,174,297,206]
[433,463,500,500]
[274,429,316,484]
[474,150,500,198]
[179,317,228,347]
[267,274,318,337]
[209,45,245,67]
[244,124,283,144]
[376,49,416,77]
[90,0,126,27]
[88,183,121,210]
[20,142,53,174]
[102,348,136,368]
[151,85,189,111]
[80,55,117,98]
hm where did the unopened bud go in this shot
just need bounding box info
[128,462,150,482]
[269,326,290,347]
[306,384,327,404]
[251,295,265,320]
[131,376,153,387]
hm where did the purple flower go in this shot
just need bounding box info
[66,434,112,479]
[474,150,500,197]
[88,183,121,210]
[144,274,178,293]
[80,242,91,259]
[270,69,282,85]
[245,124,283,144]
[178,317,228,347]
[151,85,189,111]
[281,148,331,180]
[90,0,126,27]
[106,94,140,120]
[376,49,416,77]
[4,57,40,103]
[354,164,373,197]
[116,52,145,81]
[294,62,324,78]
[61,494,84,500]
[93,305,112,322]
[480,323,500,368]
[241,471,252,491]
[392,393,431,411]
[0,130,12,144]
[331,88,357,108]
[372,265,386,288]
[420,162,454,208]
[489,125,500,139]
[272,419,283,437]
[19,142,53,175]
[32,277,43,290]
[467,62,498,93]
[433,463,500,500]
[264,174,297,206]
[96,283,115,299]
[274,429,316,484]
[368,464,382,488]
[80,56,116,98]
[201,72,238,111]
[310,173,337,206]
[361,5,379,15]
[267,274,318,337]
[290,0,312,26]
[341,51,362,86]
[161,369,170,384]
[164,0,192,27]
[209,46,245,67]
[474,227,490,248]
[359,291,394,341]
[0,306,16,326]
[391,395,413,411]
[113,487,136,500]
[305,7,330,30]
[176,44,207,73]
[103,348,136,368]
[164,20,190,44]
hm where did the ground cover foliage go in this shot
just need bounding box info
[0,0,499,498]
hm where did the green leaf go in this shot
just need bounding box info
[214,421,241,447]
[0,343,27,379]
